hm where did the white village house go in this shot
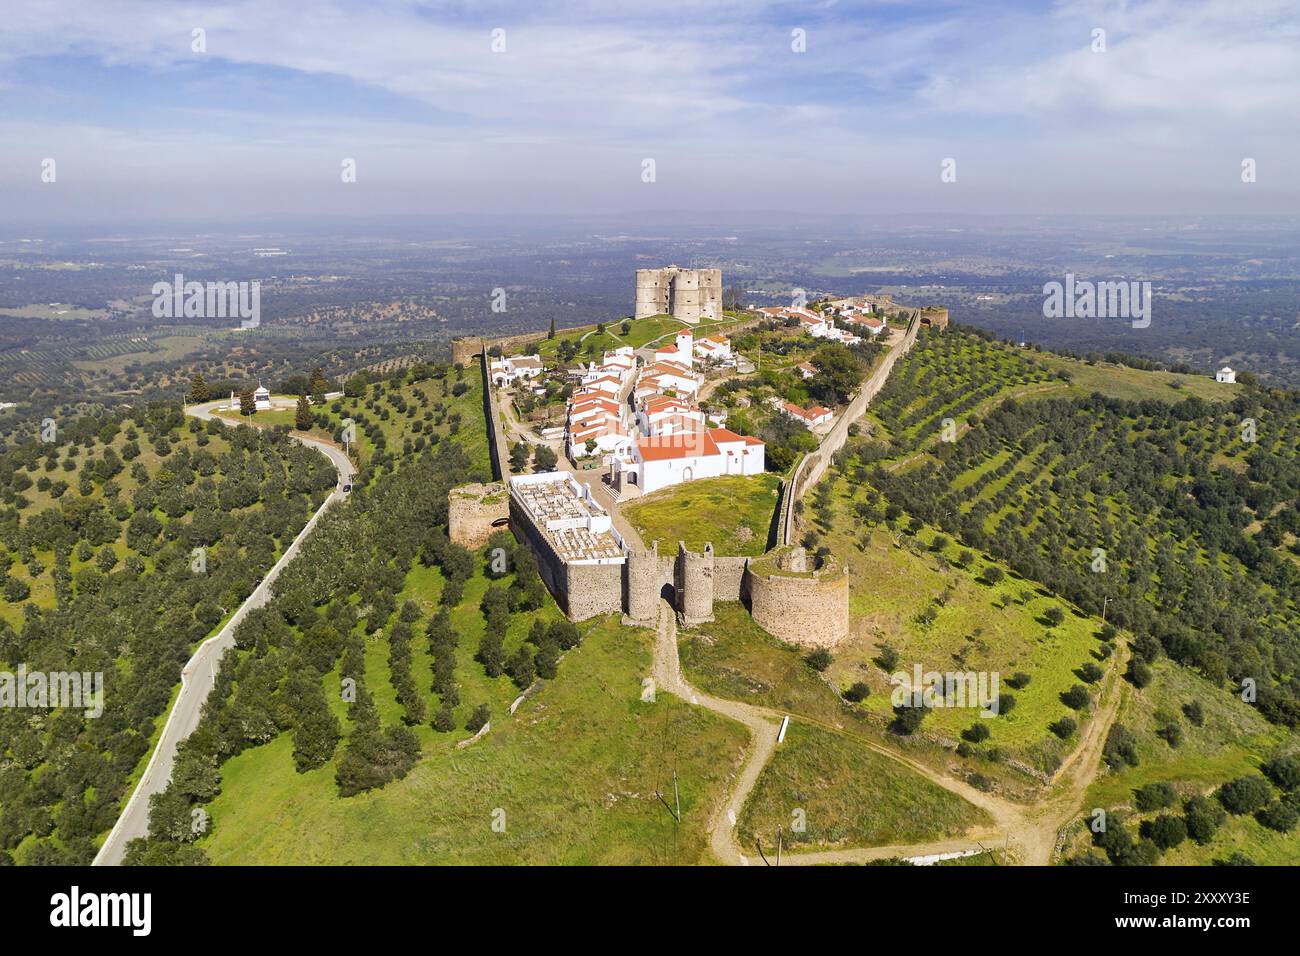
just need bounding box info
[489,354,544,387]
[1216,366,1237,384]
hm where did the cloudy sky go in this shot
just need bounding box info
[2,0,1297,223]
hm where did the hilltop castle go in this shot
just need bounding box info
[450,473,850,649]
[635,266,722,324]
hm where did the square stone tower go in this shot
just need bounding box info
[635,266,722,324]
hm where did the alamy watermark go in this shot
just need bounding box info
[891,664,1001,717]
[1042,274,1151,328]
[152,273,260,328]
[1,665,103,718]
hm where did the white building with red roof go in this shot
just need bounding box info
[842,314,886,335]
[636,394,705,437]
[653,329,695,369]
[615,427,765,495]
[566,392,631,459]
[634,359,700,400]
[575,374,624,398]
[781,401,833,429]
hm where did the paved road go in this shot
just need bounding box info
[93,400,355,866]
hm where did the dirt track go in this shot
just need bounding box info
[653,596,1130,866]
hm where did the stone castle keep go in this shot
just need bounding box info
[635,266,723,324]
[449,477,850,649]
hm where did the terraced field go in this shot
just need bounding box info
[858,328,1299,697]
[868,329,1061,450]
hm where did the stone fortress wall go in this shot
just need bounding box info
[746,546,850,648]
[506,488,624,621]
[513,512,849,647]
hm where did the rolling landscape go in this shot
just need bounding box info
[0,0,1296,939]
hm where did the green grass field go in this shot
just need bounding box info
[531,312,750,360]
[199,615,748,864]
[1038,353,1237,403]
[623,474,781,556]
[738,721,990,852]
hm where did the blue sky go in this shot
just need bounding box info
[2,0,1297,222]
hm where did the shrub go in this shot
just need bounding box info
[1043,607,1065,627]
[1049,716,1077,739]
[1103,723,1139,770]
[465,703,491,734]
[506,646,536,690]
[1142,814,1187,850]
[875,645,899,671]
[843,681,870,703]
[1256,800,1300,833]
[1216,776,1273,815]
[1125,659,1152,689]
[1182,700,1204,727]
[1262,754,1300,792]
[1184,795,1227,844]
[1005,672,1031,690]
[805,648,832,672]
[961,722,990,743]
[1061,685,1090,709]
[1079,662,1104,683]
[891,705,926,735]
[1134,782,1178,812]
[432,702,456,733]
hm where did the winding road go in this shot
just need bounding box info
[93,399,355,866]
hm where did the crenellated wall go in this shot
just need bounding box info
[509,494,849,643]
[624,542,663,625]
[677,542,715,624]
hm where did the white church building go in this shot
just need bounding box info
[614,427,765,495]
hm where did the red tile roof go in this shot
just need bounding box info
[635,432,719,461]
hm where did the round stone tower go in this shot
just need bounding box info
[635,269,666,319]
[677,541,715,625]
[671,269,701,324]
[624,541,661,625]
[700,268,722,319]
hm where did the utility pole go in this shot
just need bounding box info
[776,825,783,867]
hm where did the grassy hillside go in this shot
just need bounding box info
[623,474,781,556]
[220,364,492,482]
[530,312,750,361]
[0,405,336,864]
[200,616,747,864]
[867,329,1300,731]
[1060,660,1298,865]
[738,721,990,853]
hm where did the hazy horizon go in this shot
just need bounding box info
[3,0,1298,223]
